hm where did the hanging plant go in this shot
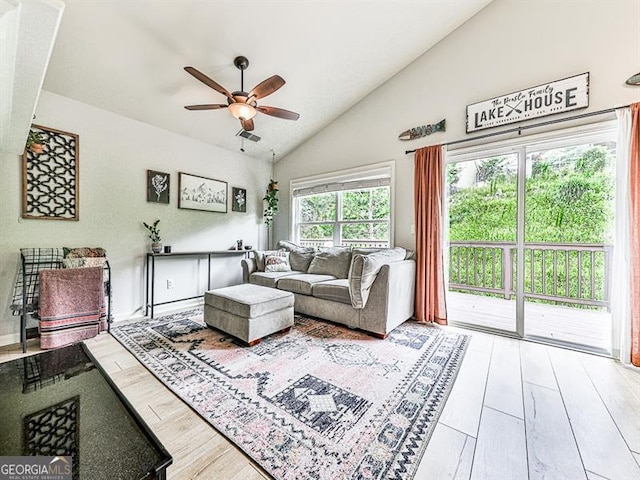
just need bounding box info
[26,129,49,155]
[263,179,279,227]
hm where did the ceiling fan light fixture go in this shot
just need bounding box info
[228,102,257,120]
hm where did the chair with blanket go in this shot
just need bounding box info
[10,247,112,352]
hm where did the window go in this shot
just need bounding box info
[291,165,393,248]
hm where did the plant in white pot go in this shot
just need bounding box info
[143,219,162,253]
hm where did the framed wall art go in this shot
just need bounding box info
[178,172,227,213]
[22,125,79,220]
[232,187,247,212]
[147,170,170,204]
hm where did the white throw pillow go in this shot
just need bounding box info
[264,252,292,272]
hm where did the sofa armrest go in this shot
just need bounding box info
[241,256,258,283]
[361,259,416,334]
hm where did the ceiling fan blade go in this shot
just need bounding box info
[241,118,255,131]
[184,66,234,101]
[248,75,285,101]
[256,106,300,121]
[184,104,228,110]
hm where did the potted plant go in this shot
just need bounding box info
[26,130,48,155]
[143,219,162,253]
[263,179,279,227]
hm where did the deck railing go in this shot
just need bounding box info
[299,239,390,249]
[449,241,613,309]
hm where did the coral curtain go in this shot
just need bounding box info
[414,145,447,324]
[630,102,640,366]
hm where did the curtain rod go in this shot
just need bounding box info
[404,104,631,155]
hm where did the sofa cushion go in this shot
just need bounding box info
[205,284,294,318]
[250,271,301,288]
[277,274,337,295]
[349,247,407,308]
[307,246,352,279]
[277,240,316,272]
[312,279,351,305]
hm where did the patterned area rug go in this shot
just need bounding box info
[111,309,469,480]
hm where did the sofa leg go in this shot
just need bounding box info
[247,339,262,347]
[277,327,292,334]
[371,332,388,340]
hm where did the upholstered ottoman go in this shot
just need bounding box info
[204,284,294,346]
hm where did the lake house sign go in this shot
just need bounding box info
[466,72,589,133]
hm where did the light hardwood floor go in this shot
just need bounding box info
[1,324,639,480]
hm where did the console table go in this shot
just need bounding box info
[145,250,247,319]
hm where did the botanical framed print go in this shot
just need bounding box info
[232,187,247,212]
[147,170,170,204]
[178,172,227,213]
[22,125,79,220]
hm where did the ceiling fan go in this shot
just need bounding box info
[184,56,300,132]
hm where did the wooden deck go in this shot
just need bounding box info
[447,290,612,353]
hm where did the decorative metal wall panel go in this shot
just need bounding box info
[22,125,79,220]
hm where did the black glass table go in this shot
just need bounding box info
[0,343,172,479]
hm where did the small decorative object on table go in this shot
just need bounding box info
[143,219,162,253]
[236,239,243,250]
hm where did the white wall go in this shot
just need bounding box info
[0,90,271,344]
[274,0,640,249]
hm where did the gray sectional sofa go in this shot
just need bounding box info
[241,242,416,337]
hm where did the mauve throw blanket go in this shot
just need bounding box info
[38,267,105,349]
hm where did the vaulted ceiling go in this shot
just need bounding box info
[43,1,491,161]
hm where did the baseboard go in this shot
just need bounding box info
[0,332,20,348]
[110,298,204,324]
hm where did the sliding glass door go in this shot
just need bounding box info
[445,125,616,354]
[523,142,615,352]
[446,153,518,333]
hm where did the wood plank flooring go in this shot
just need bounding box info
[1,323,639,479]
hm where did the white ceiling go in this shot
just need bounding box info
[43,0,491,161]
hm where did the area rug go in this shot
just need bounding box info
[111,309,469,479]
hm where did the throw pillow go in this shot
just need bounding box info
[349,247,407,308]
[62,257,107,269]
[62,258,85,269]
[307,246,352,279]
[264,252,292,272]
[255,250,280,271]
[277,240,316,272]
[64,247,107,258]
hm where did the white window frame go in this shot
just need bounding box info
[289,161,395,248]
